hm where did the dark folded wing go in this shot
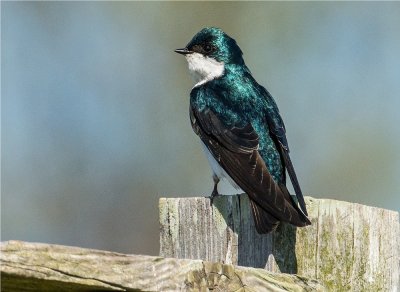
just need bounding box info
[190,106,310,227]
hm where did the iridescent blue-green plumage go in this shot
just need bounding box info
[186,27,245,65]
[178,27,310,233]
[191,65,285,184]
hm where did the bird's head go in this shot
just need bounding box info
[175,27,244,86]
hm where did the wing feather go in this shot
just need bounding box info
[190,106,310,229]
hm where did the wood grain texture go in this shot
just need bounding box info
[159,195,399,291]
[0,240,323,292]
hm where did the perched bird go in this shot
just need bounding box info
[175,27,311,233]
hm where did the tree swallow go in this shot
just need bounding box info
[175,27,311,233]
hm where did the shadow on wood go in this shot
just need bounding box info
[160,194,299,273]
[213,194,298,273]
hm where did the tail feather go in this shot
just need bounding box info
[249,199,280,233]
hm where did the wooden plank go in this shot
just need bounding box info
[159,195,399,291]
[0,240,323,292]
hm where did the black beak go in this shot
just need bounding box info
[174,48,192,55]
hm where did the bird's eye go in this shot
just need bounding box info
[204,44,213,53]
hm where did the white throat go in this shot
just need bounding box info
[185,52,225,88]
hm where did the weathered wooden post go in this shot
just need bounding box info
[0,240,324,291]
[1,195,397,291]
[160,195,399,291]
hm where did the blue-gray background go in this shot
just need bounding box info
[2,2,399,255]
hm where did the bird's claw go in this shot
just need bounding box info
[209,189,220,206]
[207,174,220,206]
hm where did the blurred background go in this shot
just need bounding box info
[2,2,399,255]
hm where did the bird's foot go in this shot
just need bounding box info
[208,188,220,206]
[207,174,220,206]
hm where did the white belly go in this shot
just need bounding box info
[201,141,243,193]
